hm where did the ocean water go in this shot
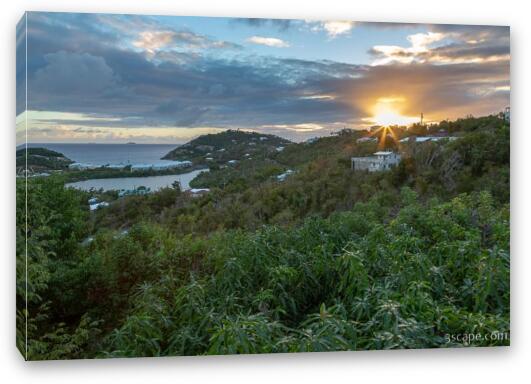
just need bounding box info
[26,143,180,167]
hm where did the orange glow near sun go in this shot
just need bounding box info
[371,97,418,126]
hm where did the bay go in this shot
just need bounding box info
[65,169,208,192]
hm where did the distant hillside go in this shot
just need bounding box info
[16,147,73,173]
[162,130,292,165]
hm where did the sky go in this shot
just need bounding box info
[16,12,510,144]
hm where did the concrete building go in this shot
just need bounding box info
[89,200,109,211]
[504,106,510,122]
[276,169,294,181]
[351,151,401,172]
[189,188,210,197]
[399,136,458,144]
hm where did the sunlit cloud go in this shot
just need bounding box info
[320,20,357,38]
[19,110,229,144]
[299,94,336,100]
[246,36,290,47]
[133,30,176,55]
[371,32,446,65]
[128,25,242,56]
[370,28,509,66]
[262,123,325,132]
[16,110,228,144]
[18,13,509,143]
[408,32,445,51]
[305,20,357,38]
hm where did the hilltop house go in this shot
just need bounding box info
[276,169,294,181]
[351,151,401,172]
[504,106,510,122]
[87,197,110,211]
[399,136,458,144]
[189,188,210,197]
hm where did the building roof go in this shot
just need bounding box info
[374,151,394,155]
[190,188,210,193]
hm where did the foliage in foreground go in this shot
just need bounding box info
[17,178,509,358]
[16,115,510,359]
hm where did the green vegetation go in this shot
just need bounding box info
[162,129,292,166]
[16,147,73,173]
[16,115,510,360]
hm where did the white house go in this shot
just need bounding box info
[276,169,294,181]
[504,106,510,122]
[89,201,109,211]
[189,188,210,197]
[69,162,99,170]
[351,151,401,172]
[399,136,458,143]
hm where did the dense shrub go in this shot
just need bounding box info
[16,115,510,359]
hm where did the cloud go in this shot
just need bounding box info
[151,50,200,65]
[264,123,325,132]
[369,26,509,66]
[16,17,27,116]
[232,18,294,31]
[320,60,510,121]
[321,20,357,37]
[408,32,445,50]
[133,31,176,55]
[132,29,242,56]
[370,32,445,65]
[305,20,356,38]
[246,36,290,48]
[33,51,118,95]
[21,13,510,143]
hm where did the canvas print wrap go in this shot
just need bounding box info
[16,12,510,360]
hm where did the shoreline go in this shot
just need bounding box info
[65,168,210,192]
[64,164,202,182]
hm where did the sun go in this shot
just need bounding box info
[371,97,418,126]
[373,110,414,126]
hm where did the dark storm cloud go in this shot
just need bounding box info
[33,51,118,94]
[22,12,509,133]
[24,14,362,127]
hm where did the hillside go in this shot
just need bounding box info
[16,147,73,173]
[162,129,292,166]
[17,115,510,359]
